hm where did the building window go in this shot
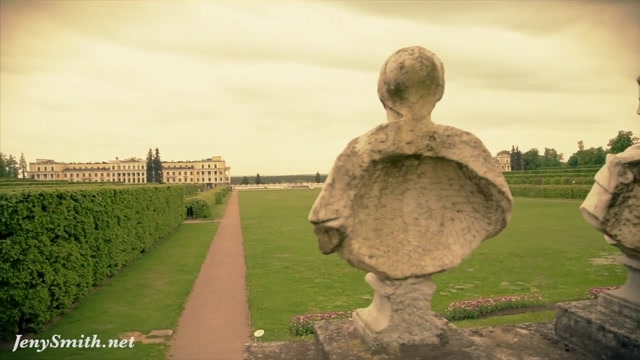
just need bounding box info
[208,171,211,175]
[215,164,217,168]
[37,167,40,171]
[208,164,211,168]
[208,178,211,182]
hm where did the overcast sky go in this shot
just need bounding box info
[1,0,639,176]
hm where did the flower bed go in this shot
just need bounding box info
[585,286,619,299]
[443,294,545,321]
[289,311,352,336]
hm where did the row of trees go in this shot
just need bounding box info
[507,130,637,171]
[240,173,262,185]
[238,172,324,185]
[145,148,164,183]
[0,153,28,178]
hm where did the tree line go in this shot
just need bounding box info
[236,172,325,185]
[0,153,28,179]
[508,130,637,171]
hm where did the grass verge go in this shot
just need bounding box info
[240,190,625,341]
[0,222,218,360]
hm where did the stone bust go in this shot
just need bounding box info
[579,76,640,258]
[308,46,513,280]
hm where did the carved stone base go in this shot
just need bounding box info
[554,300,640,360]
[315,319,494,360]
[351,273,448,352]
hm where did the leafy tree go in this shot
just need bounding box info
[0,153,6,178]
[255,173,262,185]
[607,130,639,154]
[19,153,27,178]
[153,148,163,183]
[241,176,249,185]
[567,144,606,168]
[6,155,18,178]
[567,155,579,168]
[315,171,322,183]
[510,146,524,171]
[146,148,154,183]
[523,148,541,170]
[541,148,563,167]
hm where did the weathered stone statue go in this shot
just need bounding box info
[555,76,640,359]
[579,76,640,317]
[308,46,513,353]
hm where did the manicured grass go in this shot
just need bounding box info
[0,222,219,360]
[240,190,625,341]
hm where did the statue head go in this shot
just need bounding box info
[377,46,445,122]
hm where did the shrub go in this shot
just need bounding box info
[443,294,545,321]
[185,198,211,218]
[548,177,561,185]
[0,184,184,339]
[289,311,352,336]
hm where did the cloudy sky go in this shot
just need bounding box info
[1,0,639,176]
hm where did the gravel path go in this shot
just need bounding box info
[169,191,251,360]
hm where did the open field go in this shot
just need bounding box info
[240,189,626,341]
[0,222,219,360]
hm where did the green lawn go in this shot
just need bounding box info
[0,222,218,360]
[240,190,625,341]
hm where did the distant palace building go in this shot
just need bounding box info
[28,156,231,186]
[493,153,511,172]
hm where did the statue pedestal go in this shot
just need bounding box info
[554,254,640,360]
[314,319,494,360]
[351,273,449,352]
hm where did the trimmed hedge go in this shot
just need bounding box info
[0,178,37,183]
[0,184,185,339]
[0,182,127,190]
[504,171,598,178]
[509,185,592,199]
[506,168,599,175]
[506,176,595,185]
[215,186,230,204]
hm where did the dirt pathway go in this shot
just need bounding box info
[169,191,250,360]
